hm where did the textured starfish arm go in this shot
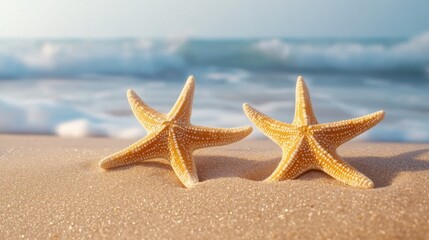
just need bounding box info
[181,125,252,149]
[98,132,167,169]
[168,132,199,188]
[308,137,374,188]
[265,136,310,182]
[312,111,385,147]
[127,89,166,132]
[167,75,195,123]
[292,76,318,125]
[243,103,296,145]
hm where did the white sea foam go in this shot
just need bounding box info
[205,69,250,83]
[1,33,429,79]
[254,32,429,74]
[55,119,107,137]
[0,39,187,78]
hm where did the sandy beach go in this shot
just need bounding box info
[1,134,428,239]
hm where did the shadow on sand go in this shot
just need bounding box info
[195,149,429,188]
[102,160,171,172]
[195,155,279,182]
[346,149,429,188]
[95,148,429,188]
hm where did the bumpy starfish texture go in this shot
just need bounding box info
[243,76,384,188]
[99,76,252,188]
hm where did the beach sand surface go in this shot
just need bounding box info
[1,134,429,239]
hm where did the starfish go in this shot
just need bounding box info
[243,76,384,188]
[99,76,252,188]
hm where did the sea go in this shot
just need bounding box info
[0,32,428,142]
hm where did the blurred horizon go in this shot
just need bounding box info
[1,1,428,39]
[0,35,416,40]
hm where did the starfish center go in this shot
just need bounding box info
[162,120,175,127]
[298,125,312,135]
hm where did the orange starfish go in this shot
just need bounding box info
[99,76,252,188]
[243,76,384,188]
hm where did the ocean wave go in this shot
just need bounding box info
[1,33,429,79]
[0,71,425,142]
[0,96,145,138]
[0,35,428,142]
[253,32,429,77]
[0,39,187,78]
[0,97,98,135]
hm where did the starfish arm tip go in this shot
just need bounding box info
[223,125,253,141]
[127,89,138,100]
[359,178,375,189]
[98,157,111,169]
[242,103,254,115]
[241,126,253,136]
[98,154,130,169]
[173,165,200,188]
[366,181,375,189]
[366,110,385,125]
[186,75,196,84]
[183,179,199,188]
[230,125,253,138]
[296,76,306,88]
[376,110,385,119]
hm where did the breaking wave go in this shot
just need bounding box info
[0,32,428,79]
[252,32,429,77]
[0,39,187,78]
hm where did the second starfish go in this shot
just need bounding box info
[243,76,384,188]
[99,76,252,188]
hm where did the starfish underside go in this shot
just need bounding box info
[99,76,252,188]
[243,76,384,188]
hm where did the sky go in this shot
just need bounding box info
[0,0,428,39]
